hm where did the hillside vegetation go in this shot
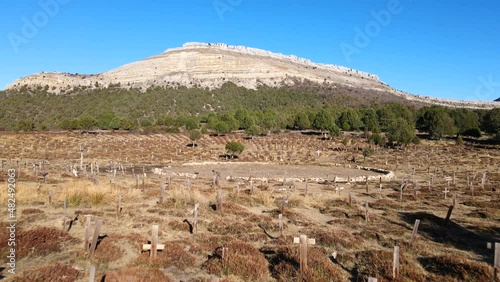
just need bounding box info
[1,83,499,143]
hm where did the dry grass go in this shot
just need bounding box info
[17,226,78,259]
[104,266,173,282]
[203,240,270,281]
[11,262,81,282]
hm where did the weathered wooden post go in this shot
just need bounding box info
[236,181,240,196]
[88,220,103,258]
[216,190,223,214]
[159,184,165,205]
[305,178,309,196]
[62,198,67,231]
[493,242,499,281]
[410,219,420,245]
[365,202,369,222]
[142,225,164,260]
[48,190,52,205]
[393,246,400,279]
[280,195,288,216]
[293,235,316,274]
[194,203,199,234]
[151,225,158,260]
[116,194,122,218]
[348,192,352,207]
[444,204,454,226]
[89,265,96,282]
[83,215,92,253]
[279,214,283,237]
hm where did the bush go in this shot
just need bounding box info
[226,141,245,158]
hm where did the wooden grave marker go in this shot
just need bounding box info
[279,214,283,237]
[410,219,420,245]
[116,194,122,218]
[393,246,400,279]
[293,235,316,273]
[83,215,92,253]
[494,242,499,281]
[194,203,200,234]
[142,225,165,260]
[88,265,96,282]
[87,220,103,258]
[280,195,288,216]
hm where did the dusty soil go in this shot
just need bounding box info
[0,131,498,281]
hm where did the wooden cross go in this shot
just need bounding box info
[443,187,450,200]
[316,150,321,157]
[293,235,316,273]
[142,225,164,260]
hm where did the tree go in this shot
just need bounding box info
[387,118,416,145]
[189,129,202,147]
[338,109,363,131]
[312,109,334,132]
[246,125,262,137]
[16,119,35,131]
[362,109,379,132]
[417,107,456,139]
[225,141,245,158]
[293,112,311,130]
[213,121,231,134]
[450,109,480,137]
[78,116,98,130]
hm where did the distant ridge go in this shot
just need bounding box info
[4,42,500,109]
[495,97,500,102]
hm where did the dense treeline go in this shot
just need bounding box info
[1,83,499,144]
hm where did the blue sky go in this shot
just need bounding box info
[1,0,499,101]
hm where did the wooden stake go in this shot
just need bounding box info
[293,235,316,274]
[279,214,283,237]
[151,225,158,260]
[393,246,400,279]
[88,220,103,258]
[444,205,454,226]
[159,184,165,205]
[493,242,499,282]
[280,196,288,216]
[83,215,92,253]
[116,194,122,218]
[410,219,420,245]
[88,265,96,282]
[62,197,67,231]
[365,202,369,222]
[194,203,199,234]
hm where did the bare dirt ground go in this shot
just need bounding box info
[0,131,498,281]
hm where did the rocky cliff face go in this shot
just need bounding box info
[5,42,499,109]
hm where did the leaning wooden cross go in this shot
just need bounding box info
[142,225,165,260]
[293,235,316,273]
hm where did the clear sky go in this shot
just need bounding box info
[1,0,499,101]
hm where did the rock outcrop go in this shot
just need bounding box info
[5,42,499,109]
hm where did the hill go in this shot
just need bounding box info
[5,42,499,110]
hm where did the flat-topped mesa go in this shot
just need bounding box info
[170,42,380,81]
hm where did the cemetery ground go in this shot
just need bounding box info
[0,131,499,282]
